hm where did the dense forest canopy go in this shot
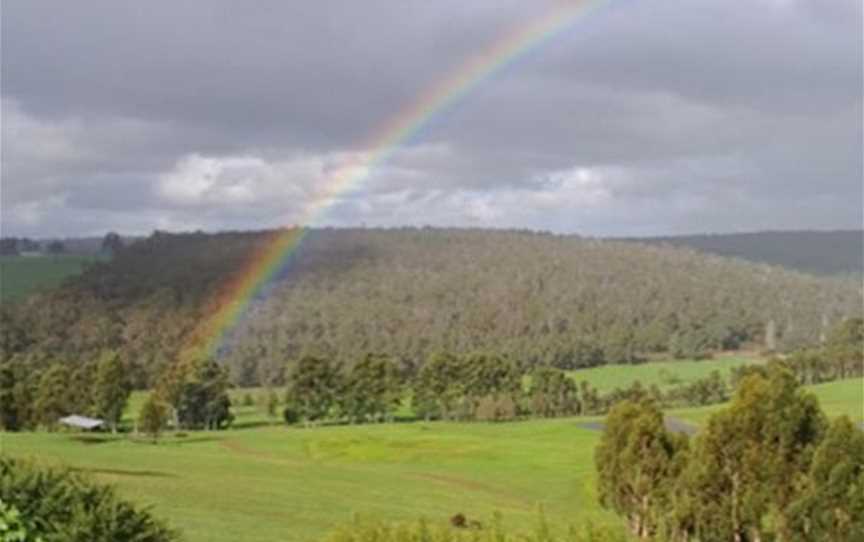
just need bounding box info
[623,230,864,277]
[1,228,860,387]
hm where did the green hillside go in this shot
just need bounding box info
[2,229,859,389]
[0,254,103,304]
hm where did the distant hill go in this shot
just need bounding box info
[3,228,860,387]
[620,230,863,276]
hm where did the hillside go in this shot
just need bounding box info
[622,230,863,276]
[1,228,860,386]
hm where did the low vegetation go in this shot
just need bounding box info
[0,457,178,541]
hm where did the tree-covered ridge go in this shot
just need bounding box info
[1,228,860,387]
[623,229,864,277]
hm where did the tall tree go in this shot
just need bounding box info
[175,358,233,430]
[138,394,170,443]
[33,364,72,430]
[788,416,864,540]
[92,351,131,432]
[413,352,466,421]
[341,353,401,423]
[284,355,341,426]
[595,399,687,539]
[0,363,21,430]
[686,365,826,541]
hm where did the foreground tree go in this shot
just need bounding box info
[595,399,687,539]
[0,457,179,541]
[92,351,131,432]
[686,365,826,541]
[788,416,864,540]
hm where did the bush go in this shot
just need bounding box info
[322,515,630,542]
[0,457,179,542]
[283,406,300,425]
[475,395,517,422]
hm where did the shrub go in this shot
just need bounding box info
[322,516,630,542]
[283,405,300,425]
[0,457,179,542]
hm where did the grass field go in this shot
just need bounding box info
[565,355,759,392]
[0,254,103,303]
[3,375,860,542]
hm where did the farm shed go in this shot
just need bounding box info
[58,415,105,431]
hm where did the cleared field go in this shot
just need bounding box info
[4,377,859,542]
[670,377,863,426]
[0,254,103,303]
[565,355,759,392]
[2,418,615,542]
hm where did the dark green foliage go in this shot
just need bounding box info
[174,359,233,430]
[32,365,72,430]
[0,364,21,431]
[0,457,179,542]
[285,356,342,425]
[340,354,402,423]
[413,352,467,421]
[2,229,859,386]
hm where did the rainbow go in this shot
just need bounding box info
[182,0,612,360]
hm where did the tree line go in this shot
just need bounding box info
[1,228,859,389]
[0,353,233,434]
[595,363,864,541]
[2,318,859,434]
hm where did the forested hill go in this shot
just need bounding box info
[1,228,861,387]
[620,230,863,276]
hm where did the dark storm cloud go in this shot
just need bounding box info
[1,0,861,237]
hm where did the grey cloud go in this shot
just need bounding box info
[1,0,861,237]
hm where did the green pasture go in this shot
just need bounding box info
[0,254,103,303]
[3,377,860,542]
[565,355,759,393]
[2,418,615,542]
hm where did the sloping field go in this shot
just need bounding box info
[565,355,759,392]
[3,377,859,542]
[2,419,614,542]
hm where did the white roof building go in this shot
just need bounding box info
[58,415,104,430]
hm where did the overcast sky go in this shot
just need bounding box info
[2,0,862,238]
